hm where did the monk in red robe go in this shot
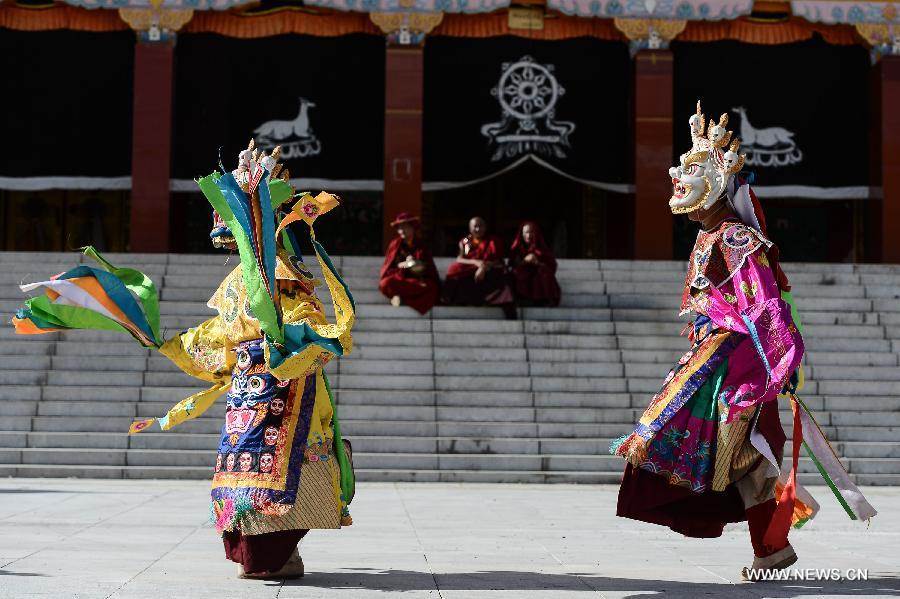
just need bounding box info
[379,212,440,314]
[509,221,561,307]
[443,216,515,317]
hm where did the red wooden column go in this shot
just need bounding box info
[130,40,175,252]
[873,56,900,263]
[383,46,424,249]
[633,50,674,260]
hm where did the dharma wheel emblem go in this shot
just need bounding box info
[481,55,576,161]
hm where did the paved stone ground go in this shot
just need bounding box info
[1,480,898,599]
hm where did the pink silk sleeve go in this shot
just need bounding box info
[703,248,804,421]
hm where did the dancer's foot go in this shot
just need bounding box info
[238,549,304,580]
[390,295,402,307]
[741,544,797,582]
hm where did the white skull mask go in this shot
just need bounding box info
[264,426,279,446]
[238,452,253,472]
[669,102,744,215]
[259,453,274,473]
[226,453,236,471]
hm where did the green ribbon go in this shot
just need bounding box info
[24,295,134,337]
[198,172,284,344]
[794,394,857,520]
[82,246,162,347]
[323,371,354,505]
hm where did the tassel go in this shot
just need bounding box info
[610,432,648,466]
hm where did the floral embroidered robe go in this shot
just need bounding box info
[614,219,804,536]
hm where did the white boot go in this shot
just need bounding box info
[741,543,797,581]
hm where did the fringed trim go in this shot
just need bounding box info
[212,496,254,533]
[211,490,294,534]
[610,432,648,467]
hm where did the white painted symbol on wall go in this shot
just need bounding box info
[254,97,322,160]
[481,56,576,161]
[731,106,802,168]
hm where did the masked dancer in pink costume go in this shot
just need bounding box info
[611,103,876,580]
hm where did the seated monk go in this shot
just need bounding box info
[379,212,440,314]
[443,216,515,317]
[509,221,561,307]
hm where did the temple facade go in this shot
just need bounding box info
[0,0,898,261]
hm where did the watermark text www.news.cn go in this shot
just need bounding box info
[745,568,869,582]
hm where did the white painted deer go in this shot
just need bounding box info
[255,97,316,142]
[731,106,794,148]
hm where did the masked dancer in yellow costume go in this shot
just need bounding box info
[13,141,356,579]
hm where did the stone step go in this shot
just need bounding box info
[860,273,900,285]
[1,392,896,416]
[808,365,900,381]
[0,447,889,478]
[522,307,612,321]
[0,341,54,355]
[865,285,900,299]
[0,464,209,479]
[832,426,900,441]
[9,430,897,460]
[4,252,900,484]
[806,351,899,366]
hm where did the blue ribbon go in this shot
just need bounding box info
[742,314,771,387]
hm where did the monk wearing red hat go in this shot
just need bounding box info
[379,212,440,314]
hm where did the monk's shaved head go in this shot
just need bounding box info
[469,217,487,239]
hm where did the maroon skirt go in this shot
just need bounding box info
[223,529,308,574]
[616,400,785,538]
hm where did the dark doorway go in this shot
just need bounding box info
[0,189,128,253]
[425,159,628,259]
[673,198,861,263]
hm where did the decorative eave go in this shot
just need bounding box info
[57,0,257,40]
[304,0,510,13]
[0,0,882,51]
[62,0,254,9]
[370,10,443,43]
[790,0,899,59]
[549,0,754,20]
[791,0,897,24]
[549,0,757,54]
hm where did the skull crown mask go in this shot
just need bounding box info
[669,101,746,215]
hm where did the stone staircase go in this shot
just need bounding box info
[0,251,898,485]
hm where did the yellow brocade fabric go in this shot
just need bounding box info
[711,403,757,492]
[154,251,352,449]
[153,248,354,531]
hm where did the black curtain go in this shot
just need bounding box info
[172,33,385,183]
[0,30,134,178]
[671,36,869,189]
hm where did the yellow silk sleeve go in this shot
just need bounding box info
[159,317,235,383]
[155,381,231,431]
[135,317,236,434]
